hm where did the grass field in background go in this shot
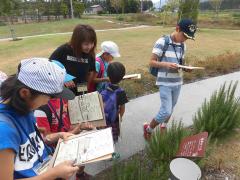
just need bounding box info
[0,18,131,39]
[1,10,239,39]
[1,26,240,75]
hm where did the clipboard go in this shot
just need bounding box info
[48,128,114,168]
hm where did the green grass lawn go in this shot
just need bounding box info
[0,18,130,39]
[1,26,240,75]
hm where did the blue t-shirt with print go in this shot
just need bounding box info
[95,56,109,92]
[0,104,49,179]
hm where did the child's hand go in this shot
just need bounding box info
[59,132,74,142]
[51,160,79,179]
[104,77,110,82]
[183,68,192,72]
[182,65,193,72]
[38,127,47,136]
[164,62,178,69]
[79,122,95,131]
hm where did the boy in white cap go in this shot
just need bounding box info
[89,41,121,92]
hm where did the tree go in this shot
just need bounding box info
[60,1,68,18]
[0,0,21,18]
[121,0,127,13]
[127,0,139,13]
[178,0,200,23]
[105,0,112,13]
[110,0,121,13]
[34,0,45,22]
[166,0,180,12]
[73,1,84,18]
[142,0,153,11]
[0,0,21,40]
[209,0,223,20]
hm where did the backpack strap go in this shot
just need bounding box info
[180,43,185,65]
[38,105,53,128]
[96,57,105,78]
[158,35,170,62]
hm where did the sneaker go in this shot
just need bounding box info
[160,123,167,133]
[143,123,151,140]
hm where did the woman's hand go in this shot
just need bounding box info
[64,81,75,88]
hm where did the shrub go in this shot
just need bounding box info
[193,82,240,140]
[145,121,191,178]
[110,158,150,180]
[116,15,125,21]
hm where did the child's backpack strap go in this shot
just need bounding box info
[149,35,170,77]
[180,42,185,65]
[160,35,170,62]
[38,105,53,128]
[96,57,105,78]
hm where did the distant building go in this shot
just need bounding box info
[84,5,103,14]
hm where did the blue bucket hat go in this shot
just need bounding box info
[51,60,76,82]
[178,19,197,40]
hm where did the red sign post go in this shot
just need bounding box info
[176,132,208,158]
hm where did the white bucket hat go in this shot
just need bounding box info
[100,41,120,58]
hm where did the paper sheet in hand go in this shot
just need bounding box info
[123,74,141,80]
[68,91,106,126]
[51,128,114,167]
[177,65,205,70]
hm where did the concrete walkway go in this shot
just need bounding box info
[0,25,150,42]
[85,71,240,176]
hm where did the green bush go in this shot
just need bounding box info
[109,159,150,180]
[108,122,190,180]
[232,13,240,19]
[116,15,125,21]
[146,121,191,165]
[144,121,191,179]
[0,21,6,26]
[193,82,240,140]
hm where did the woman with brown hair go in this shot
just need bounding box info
[50,24,97,96]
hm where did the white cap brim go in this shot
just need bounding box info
[111,52,121,58]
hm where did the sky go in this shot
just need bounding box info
[152,0,165,3]
[152,0,207,8]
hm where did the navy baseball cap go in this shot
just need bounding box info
[178,19,197,40]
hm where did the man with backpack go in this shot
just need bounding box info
[88,41,121,92]
[101,62,128,143]
[144,19,197,140]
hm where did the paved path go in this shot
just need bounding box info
[85,71,240,176]
[0,25,150,42]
